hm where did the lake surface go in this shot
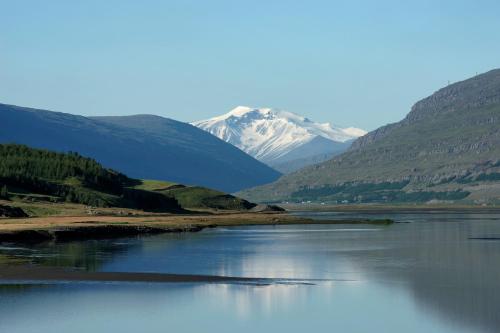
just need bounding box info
[1,211,500,333]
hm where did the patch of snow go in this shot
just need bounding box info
[192,106,367,164]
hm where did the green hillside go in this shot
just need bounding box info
[0,144,258,214]
[131,180,256,211]
[239,69,500,205]
[0,144,182,212]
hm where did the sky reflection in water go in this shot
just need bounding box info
[0,211,499,333]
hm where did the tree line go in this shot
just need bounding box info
[0,144,131,194]
[0,144,181,212]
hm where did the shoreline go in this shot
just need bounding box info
[0,212,394,244]
[0,208,495,285]
[0,212,391,283]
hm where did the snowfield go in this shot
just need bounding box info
[193,106,366,170]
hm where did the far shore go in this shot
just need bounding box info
[280,203,500,212]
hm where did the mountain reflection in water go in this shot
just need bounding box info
[0,211,499,333]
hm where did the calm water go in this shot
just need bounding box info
[1,211,500,333]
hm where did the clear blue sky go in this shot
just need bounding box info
[1,0,499,130]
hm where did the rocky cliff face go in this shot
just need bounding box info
[406,69,500,122]
[351,69,500,151]
[239,69,500,204]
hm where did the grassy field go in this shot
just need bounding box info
[0,212,309,232]
[130,179,177,191]
[161,186,255,210]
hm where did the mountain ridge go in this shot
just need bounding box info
[239,69,500,204]
[0,103,281,193]
[193,106,366,172]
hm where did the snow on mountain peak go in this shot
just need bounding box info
[192,106,367,164]
[226,106,257,117]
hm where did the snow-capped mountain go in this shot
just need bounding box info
[192,106,367,173]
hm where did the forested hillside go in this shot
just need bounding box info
[0,144,182,212]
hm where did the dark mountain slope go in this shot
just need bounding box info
[0,104,280,192]
[240,69,500,204]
